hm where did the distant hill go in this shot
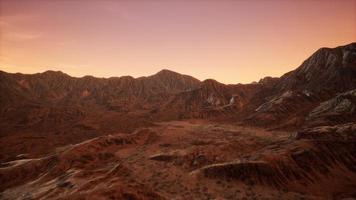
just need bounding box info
[0,42,355,148]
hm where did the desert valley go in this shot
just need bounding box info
[0,43,355,199]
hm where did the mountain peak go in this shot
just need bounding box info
[39,70,70,78]
[42,70,66,75]
[151,69,200,82]
[155,69,181,76]
[202,79,220,84]
[277,42,356,94]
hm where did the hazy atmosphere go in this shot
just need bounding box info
[0,0,355,83]
[1,1,356,199]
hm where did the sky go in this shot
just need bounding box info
[0,0,355,84]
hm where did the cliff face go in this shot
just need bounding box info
[244,43,356,129]
[276,43,356,94]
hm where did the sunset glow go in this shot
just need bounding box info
[0,0,355,83]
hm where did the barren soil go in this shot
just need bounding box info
[1,120,355,199]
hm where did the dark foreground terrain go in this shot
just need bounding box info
[1,120,355,199]
[0,43,355,199]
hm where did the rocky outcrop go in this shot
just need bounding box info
[200,161,283,186]
[276,43,356,95]
[244,43,356,129]
[198,139,356,191]
[306,89,356,126]
[245,90,319,128]
[149,153,177,162]
[294,122,356,140]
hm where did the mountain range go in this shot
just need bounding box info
[1,43,355,132]
[0,43,355,199]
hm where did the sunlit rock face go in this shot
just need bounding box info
[305,89,356,127]
[276,43,356,95]
[244,43,356,129]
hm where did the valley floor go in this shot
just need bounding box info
[0,120,355,199]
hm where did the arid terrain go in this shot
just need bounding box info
[0,43,356,199]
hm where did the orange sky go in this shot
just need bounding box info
[0,0,355,84]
